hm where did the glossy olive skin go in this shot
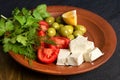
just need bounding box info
[56,16,64,24]
[52,22,60,30]
[45,16,55,25]
[75,25,86,34]
[73,30,83,37]
[59,25,74,37]
[47,27,56,37]
[67,34,74,40]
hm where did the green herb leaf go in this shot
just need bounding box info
[0,4,51,60]
[12,8,21,15]
[3,42,12,52]
[40,12,50,19]
[33,9,43,20]
[0,18,6,36]
[22,8,30,16]
[16,35,27,46]
[18,45,36,59]
[14,15,26,25]
[36,4,47,12]
[44,39,56,45]
[5,20,14,31]
[10,37,16,44]
[2,37,10,44]
[33,4,50,20]
[25,16,38,26]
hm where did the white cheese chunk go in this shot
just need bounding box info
[86,41,95,52]
[69,36,88,54]
[84,47,103,62]
[69,36,95,55]
[56,49,71,65]
[66,53,84,66]
[56,36,104,66]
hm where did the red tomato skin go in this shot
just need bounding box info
[62,37,70,48]
[40,42,45,48]
[39,20,49,26]
[38,30,46,36]
[48,45,58,50]
[39,20,49,31]
[50,36,70,49]
[37,48,59,64]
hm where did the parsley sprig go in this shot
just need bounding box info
[0,4,50,60]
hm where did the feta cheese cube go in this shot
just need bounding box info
[86,41,95,51]
[69,36,88,54]
[84,47,103,62]
[66,53,84,66]
[56,49,71,65]
[69,36,95,55]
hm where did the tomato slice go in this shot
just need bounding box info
[38,48,59,64]
[50,36,70,49]
[39,20,49,31]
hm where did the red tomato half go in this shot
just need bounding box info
[38,48,59,64]
[50,36,70,49]
[39,20,49,31]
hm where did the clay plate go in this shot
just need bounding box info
[9,6,117,75]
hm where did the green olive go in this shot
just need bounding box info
[73,30,83,37]
[67,34,74,40]
[56,16,64,24]
[59,26,71,37]
[45,16,55,25]
[59,24,64,27]
[64,25,74,34]
[75,25,86,33]
[47,27,56,37]
[52,22,60,30]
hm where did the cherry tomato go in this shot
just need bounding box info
[38,48,59,64]
[38,30,46,36]
[50,36,70,49]
[39,20,49,31]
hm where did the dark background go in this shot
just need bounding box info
[0,0,120,80]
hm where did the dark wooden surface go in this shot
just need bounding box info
[0,0,120,80]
